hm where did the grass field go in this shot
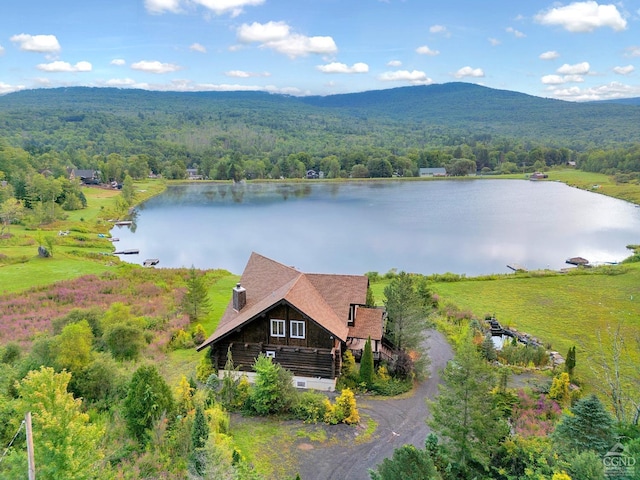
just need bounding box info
[430,265,640,398]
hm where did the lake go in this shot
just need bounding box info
[111,180,640,276]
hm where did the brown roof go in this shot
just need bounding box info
[197,252,370,350]
[348,306,385,341]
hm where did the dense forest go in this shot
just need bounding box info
[1,83,640,189]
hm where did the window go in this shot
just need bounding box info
[290,320,305,339]
[270,319,285,337]
[265,350,276,358]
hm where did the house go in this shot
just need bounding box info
[186,168,203,180]
[197,252,391,391]
[419,167,447,177]
[69,169,101,184]
[306,169,319,179]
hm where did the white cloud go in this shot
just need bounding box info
[191,0,265,17]
[387,60,402,67]
[613,65,634,75]
[131,60,182,73]
[539,50,560,60]
[224,70,271,77]
[488,38,501,46]
[547,81,640,101]
[36,61,92,72]
[416,45,439,56]
[535,1,627,33]
[541,72,585,84]
[378,70,433,84]
[557,61,590,75]
[429,25,448,35]
[454,66,485,78]
[10,34,61,53]
[506,27,526,38]
[237,21,290,43]
[0,82,26,94]
[111,59,126,66]
[626,46,640,57]
[104,78,139,87]
[316,62,368,74]
[237,21,337,58]
[0,45,4,55]
[190,43,207,53]
[144,0,263,16]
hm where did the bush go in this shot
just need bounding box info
[249,354,296,416]
[324,388,359,425]
[293,391,328,423]
[196,353,215,383]
[104,323,145,360]
[169,329,193,350]
[1,342,21,365]
[369,377,413,396]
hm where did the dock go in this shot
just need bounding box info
[143,259,160,267]
[114,249,139,255]
[507,263,527,272]
[114,221,132,226]
[566,256,589,266]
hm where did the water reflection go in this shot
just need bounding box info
[112,180,640,275]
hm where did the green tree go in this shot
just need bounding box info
[182,266,211,322]
[360,337,375,387]
[52,319,93,372]
[428,334,508,476]
[190,405,209,475]
[565,345,576,377]
[15,367,105,479]
[384,272,426,352]
[123,365,174,443]
[553,394,614,456]
[481,334,497,362]
[121,174,135,205]
[104,322,145,360]
[0,198,24,235]
[369,444,441,480]
[548,372,571,407]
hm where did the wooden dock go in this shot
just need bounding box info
[143,259,160,267]
[114,249,139,255]
[507,263,527,272]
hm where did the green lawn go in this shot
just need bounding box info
[431,265,640,396]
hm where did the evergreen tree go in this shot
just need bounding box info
[360,337,375,387]
[182,266,211,322]
[553,394,614,456]
[565,345,576,377]
[369,444,441,480]
[384,272,426,352]
[123,365,174,443]
[428,334,508,476]
[190,405,209,475]
[481,334,497,362]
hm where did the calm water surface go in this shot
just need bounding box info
[111,180,640,275]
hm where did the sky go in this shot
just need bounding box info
[1,0,640,101]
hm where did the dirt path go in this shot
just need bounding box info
[294,329,454,480]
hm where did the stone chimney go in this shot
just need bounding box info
[233,282,246,311]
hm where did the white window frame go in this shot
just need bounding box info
[270,319,285,337]
[290,320,306,339]
[265,350,276,358]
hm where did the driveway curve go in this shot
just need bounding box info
[295,329,454,480]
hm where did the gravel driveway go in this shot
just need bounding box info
[295,329,454,480]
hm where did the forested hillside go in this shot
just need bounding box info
[1,82,639,185]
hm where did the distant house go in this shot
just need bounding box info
[197,252,391,391]
[306,169,319,179]
[419,167,447,177]
[186,168,203,180]
[69,169,101,184]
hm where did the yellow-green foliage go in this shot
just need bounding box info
[324,388,360,425]
[552,472,572,480]
[205,403,230,435]
[175,375,194,415]
[377,365,391,381]
[170,329,193,350]
[342,349,357,378]
[549,372,572,407]
[196,353,215,382]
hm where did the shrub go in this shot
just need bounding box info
[370,377,413,396]
[325,388,359,425]
[1,342,21,365]
[249,354,296,416]
[104,323,145,360]
[359,337,374,387]
[293,391,328,423]
[196,353,215,383]
[169,329,193,350]
[191,324,207,346]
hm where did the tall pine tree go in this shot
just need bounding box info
[182,266,211,322]
[360,337,374,387]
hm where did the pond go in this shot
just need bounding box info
[111,180,640,276]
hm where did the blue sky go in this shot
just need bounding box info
[1,0,639,101]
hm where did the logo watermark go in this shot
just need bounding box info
[603,442,636,478]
